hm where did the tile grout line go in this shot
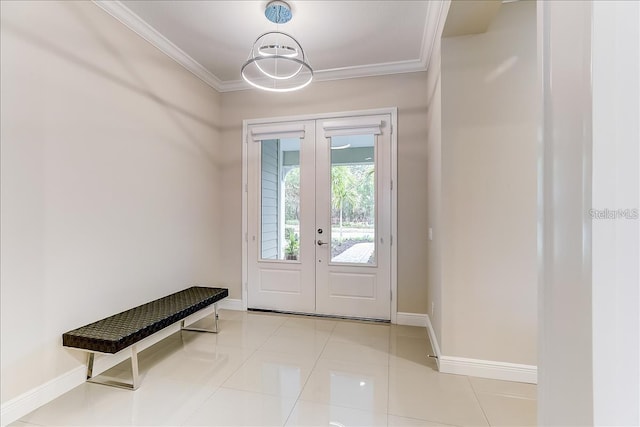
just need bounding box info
[226,314,338,426]
[177,318,248,425]
[179,312,278,425]
[281,319,337,426]
[467,376,492,427]
[287,322,396,418]
[234,313,296,426]
[222,311,286,378]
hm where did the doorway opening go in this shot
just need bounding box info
[242,108,398,322]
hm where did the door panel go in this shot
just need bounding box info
[247,121,316,313]
[259,269,301,293]
[328,272,377,298]
[315,116,391,320]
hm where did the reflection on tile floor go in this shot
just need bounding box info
[15,310,537,426]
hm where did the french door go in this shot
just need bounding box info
[246,114,392,320]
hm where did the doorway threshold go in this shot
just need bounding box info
[247,308,390,324]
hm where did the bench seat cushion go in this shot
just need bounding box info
[62,286,228,354]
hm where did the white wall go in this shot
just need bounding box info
[0,0,222,407]
[219,73,431,314]
[440,1,538,366]
[591,2,639,423]
[537,1,593,421]
[538,1,640,425]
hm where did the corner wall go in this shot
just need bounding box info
[439,0,538,370]
[425,38,444,347]
[0,0,223,414]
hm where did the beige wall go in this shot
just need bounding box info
[441,1,537,364]
[219,73,431,313]
[0,1,222,403]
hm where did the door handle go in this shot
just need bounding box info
[317,240,329,246]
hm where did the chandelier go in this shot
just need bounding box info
[241,1,313,92]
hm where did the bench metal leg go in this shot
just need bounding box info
[181,302,219,333]
[86,345,141,390]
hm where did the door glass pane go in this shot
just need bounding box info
[261,138,301,261]
[330,135,375,264]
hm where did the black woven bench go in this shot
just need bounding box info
[63,286,228,390]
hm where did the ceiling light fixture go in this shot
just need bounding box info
[241,1,313,92]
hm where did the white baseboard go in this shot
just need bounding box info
[425,315,537,384]
[0,365,86,427]
[396,312,428,327]
[439,356,538,384]
[217,298,243,311]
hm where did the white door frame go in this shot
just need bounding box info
[241,107,398,323]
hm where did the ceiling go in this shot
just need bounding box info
[95,1,448,92]
[443,0,502,38]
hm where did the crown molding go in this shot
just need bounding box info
[422,0,451,70]
[92,0,223,91]
[93,0,450,93]
[318,59,426,78]
[217,59,428,92]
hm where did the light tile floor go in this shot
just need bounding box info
[14,310,536,426]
